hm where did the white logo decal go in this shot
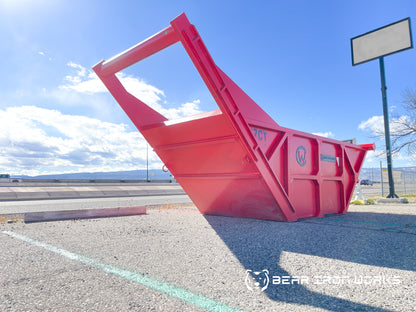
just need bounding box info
[245,269,270,292]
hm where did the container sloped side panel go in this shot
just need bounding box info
[142,111,288,221]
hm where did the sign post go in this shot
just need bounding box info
[379,56,397,197]
[351,18,413,198]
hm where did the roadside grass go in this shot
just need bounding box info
[351,194,416,204]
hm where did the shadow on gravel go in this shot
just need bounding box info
[205,211,415,311]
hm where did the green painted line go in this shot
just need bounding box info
[2,231,243,312]
[315,218,416,228]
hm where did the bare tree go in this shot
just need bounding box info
[390,88,416,155]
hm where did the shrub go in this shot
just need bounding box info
[351,200,366,205]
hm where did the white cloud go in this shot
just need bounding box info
[358,115,384,136]
[37,51,52,61]
[1,63,205,175]
[358,115,412,137]
[359,114,416,166]
[60,62,105,94]
[59,62,203,120]
[0,106,162,176]
[312,131,334,138]
[361,150,383,164]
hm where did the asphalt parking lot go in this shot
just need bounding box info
[1,203,415,311]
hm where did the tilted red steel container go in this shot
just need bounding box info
[93,13,374,222]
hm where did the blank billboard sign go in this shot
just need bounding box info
[351,18,413,66]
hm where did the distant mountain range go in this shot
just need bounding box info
[15,169,172,180]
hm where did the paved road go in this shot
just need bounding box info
[0,182,185,201]
[1,203,415,311]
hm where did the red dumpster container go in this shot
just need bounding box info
[93,13,374,222]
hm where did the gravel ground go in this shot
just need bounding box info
[1,204,415,311]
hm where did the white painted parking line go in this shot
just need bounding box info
[2,230,243,312]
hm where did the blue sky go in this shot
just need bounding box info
[0,0,415,176]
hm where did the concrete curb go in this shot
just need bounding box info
[376,198,409,204]
[0,202,196,223]
[23,206,146,223]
